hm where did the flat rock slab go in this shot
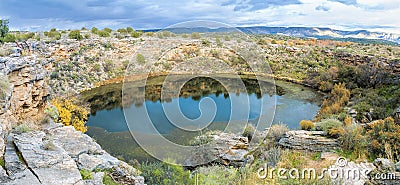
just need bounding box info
[278,130,339,152]
[49,126,104,158]
[13,131,83,185]
[2,135,41,185]
[320,152,339,161]
[78,153,120,171]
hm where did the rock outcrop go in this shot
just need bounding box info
[0,54,146,185]
[0,124,145,185]
[0,56,52,131]
[278,130,339,152]
[185,131,253,167]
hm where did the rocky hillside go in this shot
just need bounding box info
[0,55,145,184]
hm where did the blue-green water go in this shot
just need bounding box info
[82,75,323,162]
[86,92,320,132]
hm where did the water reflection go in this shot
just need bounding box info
[82,75,323,162]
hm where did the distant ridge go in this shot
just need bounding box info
[142,26,400,45]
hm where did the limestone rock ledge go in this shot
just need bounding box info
[278,130,339,152]
[0,125,146,185]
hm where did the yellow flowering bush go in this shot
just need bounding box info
[52,98,89,132]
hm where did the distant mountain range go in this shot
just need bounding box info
[146,26,400,45]
[239,27,400,45]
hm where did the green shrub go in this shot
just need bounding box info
[46,29,61,40]
[0,157,5,168]
[201,39,210,46]
[103,174,121,185]
[366,117,400,161]
[315,118,343,137]
[13,123,33,134]
[2,34,16,42]
[126,27,134,33]
[136,53,145,64]
[103,28,112,33]
[104,60,114,72]
[0,19,10,39]
[68,30,83,40]
[242,124,256,141]
[224,35,231,41]
[299,120,314,131]
[195,165,240,184]
[98,30,110,37]
[44,105,59,121]
[216,37,222,47]
[91,27,99,34]
[139,160,193,185]
[337,125,368,160]
[130,31,141,38]
[80,169,93,180]
[190,32,201,39]
[117,28,127,34]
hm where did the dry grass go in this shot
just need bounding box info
[299,120,314,131]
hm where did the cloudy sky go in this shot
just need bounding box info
[0,0,399,33]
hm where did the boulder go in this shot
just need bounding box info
[185,131,252,167]
[278,130,339,152]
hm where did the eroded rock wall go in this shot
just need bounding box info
[0,56,52,131]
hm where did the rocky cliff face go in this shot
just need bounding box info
[0,124,145,185]
[0,56,52,131]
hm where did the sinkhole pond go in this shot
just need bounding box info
[80,74,324,162]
